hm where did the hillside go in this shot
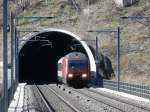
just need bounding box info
[0,0,150,85]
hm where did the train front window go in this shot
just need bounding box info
[69,61,87,69]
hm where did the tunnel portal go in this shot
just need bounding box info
[19,29,96,84]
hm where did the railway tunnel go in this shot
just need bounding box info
[19,28,96,84]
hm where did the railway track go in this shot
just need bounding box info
[45,85,82,112]
[23,85,54,112]
[50,84,122,112]
[26,84,150,112]
[36,85,83,112]
[35,85,55,112]
[56,84,150,112]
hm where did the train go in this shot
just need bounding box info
[57,52,90,87]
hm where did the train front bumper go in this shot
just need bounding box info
[67,75,89,86]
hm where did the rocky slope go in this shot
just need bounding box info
[0,0,150,85]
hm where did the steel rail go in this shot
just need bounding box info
[35,85,55,112]
[45,85,82,112]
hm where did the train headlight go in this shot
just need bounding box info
[82,74,87,78]
[68,74,73,78]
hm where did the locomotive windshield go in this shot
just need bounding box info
[69,60,87,69]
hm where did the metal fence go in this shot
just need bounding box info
[97,79,150,99]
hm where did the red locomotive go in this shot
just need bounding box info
[58,52,90,87]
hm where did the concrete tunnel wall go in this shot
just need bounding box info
[19,28,96,84]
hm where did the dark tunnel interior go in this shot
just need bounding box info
[19,32,86,84]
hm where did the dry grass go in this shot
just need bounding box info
[120,73,150,86]
[119,52,150,85]
[127,34,145,43]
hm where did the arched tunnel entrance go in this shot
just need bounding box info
[19,29,96,84]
